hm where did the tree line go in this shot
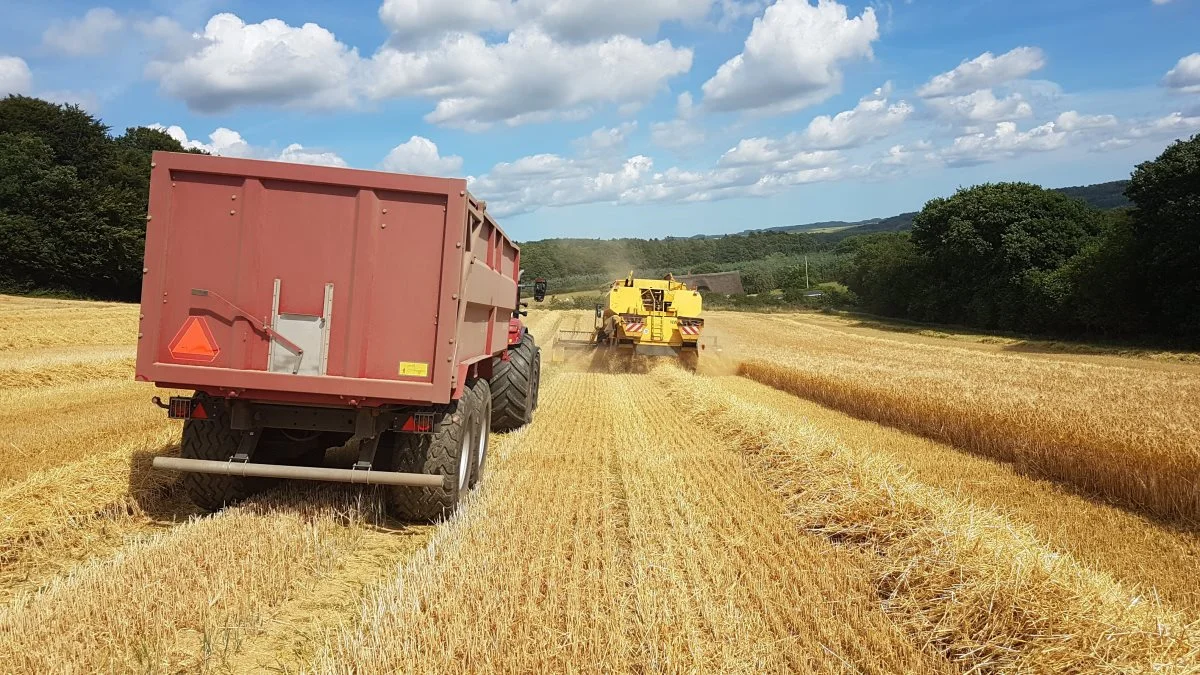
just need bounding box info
[518,230,819,282]
[0,95,200,299]
[836,135,1200,345]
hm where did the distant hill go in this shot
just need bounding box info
[735,219,879,235]
[743,180,1131,239]
[521,180,1133,250]
[1053,180,1132,209]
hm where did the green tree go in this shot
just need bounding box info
[1124,134,1200,337]
[837,233,926,317]
[0,133,87,291]
[739,264,776,294]
[0,96,192,299]
[0,96,112,182]
[109,126,195,197]
[1056,210,1144,336]
[910,182,1104,330]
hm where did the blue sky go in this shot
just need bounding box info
[1,0,1198,241]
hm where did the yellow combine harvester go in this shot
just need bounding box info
[556,272,711,366]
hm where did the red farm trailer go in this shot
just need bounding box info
[135,152,546,521]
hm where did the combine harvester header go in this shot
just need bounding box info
[556,272,714,368]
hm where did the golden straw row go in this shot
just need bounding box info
[656,365,1200,672]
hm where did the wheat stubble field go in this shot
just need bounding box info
[1,295,1198,673]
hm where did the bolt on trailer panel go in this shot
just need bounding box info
[135,152,519,407]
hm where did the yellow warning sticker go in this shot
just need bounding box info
[398,361,429,377]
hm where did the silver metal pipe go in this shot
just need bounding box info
[152,456,445,487]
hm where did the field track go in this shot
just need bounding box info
[1,296,1198,672]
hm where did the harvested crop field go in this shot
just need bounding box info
[2,295,1198,673]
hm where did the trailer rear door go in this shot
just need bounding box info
[136,153,473,405]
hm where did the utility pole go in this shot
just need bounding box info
[804,255,810,289]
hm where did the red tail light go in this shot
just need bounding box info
[400,413,436,433]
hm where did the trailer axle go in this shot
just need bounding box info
[152,456,445,487]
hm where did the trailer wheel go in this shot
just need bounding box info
[491,332,539,431]
[387,387,480,522]
[530,347,541,411]
[179,396,273,512]
[469,378,492,489]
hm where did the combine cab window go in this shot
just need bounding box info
[641,288,666,312]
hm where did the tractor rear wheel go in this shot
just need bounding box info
[491,332,540,431]
[179,396,274,512]
[387,384,481,522]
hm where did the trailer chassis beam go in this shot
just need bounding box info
[151,457,445,487]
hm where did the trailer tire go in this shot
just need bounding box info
[491,332,539,431]
[469,378,492,489]
[531,347,541,411]
[387,386,480,522]
[179,397,273,512]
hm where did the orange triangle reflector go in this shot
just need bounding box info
[169,316,220,363]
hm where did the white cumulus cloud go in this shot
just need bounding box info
[880,140,933,166]
[1093,138,1133,152]
[716,0,768,28]
[379,0,712,43]
[799,84,912,148]
[149,124,348,167]
[146,14,362,113]
[575,122,639,156]
[278,144,350,167]
[470,152,656,216]
[918,46,1045,98]
[151,124,250,154]
[469,125,847,216]
[718,138,840,169]
[927,89,1032,123]
[367,28,692,129]
[0,56,32,96]
[1127,111,1200,139]
[711,84,908,166]
[42,7,125,57]
[379,0,512,43]
[937,120,1067,166]
[1089,112,1200,152]
[1163,53,1200,93]
[520,0,713,41]
[473,150,846,216]
[701,0,879,114]
[1054,110,1118,132]
[380,136,464,175]
[142,10,694,127]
